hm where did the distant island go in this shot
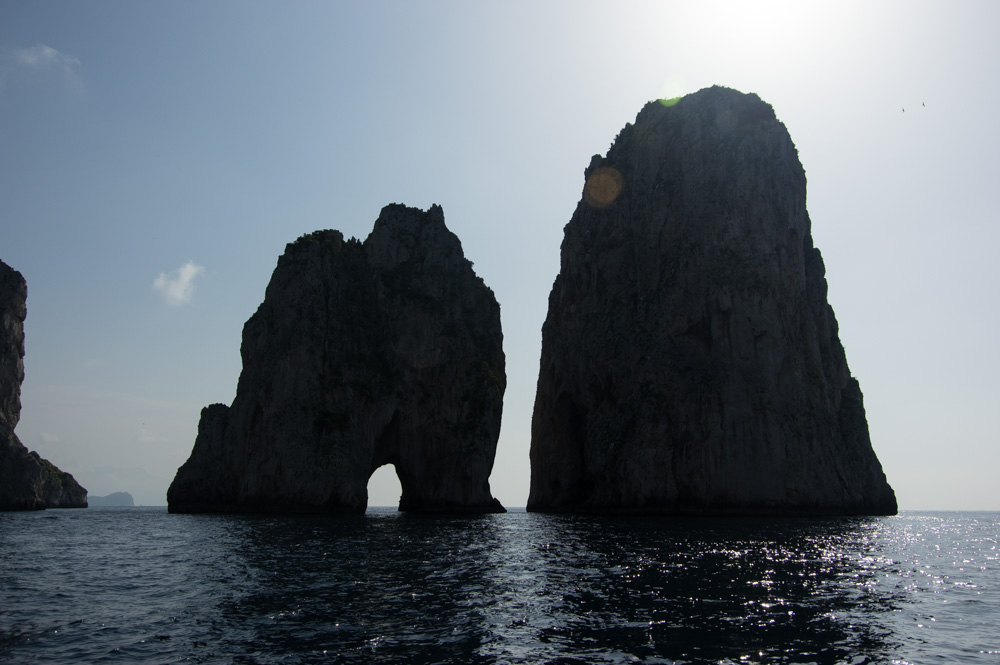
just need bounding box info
[88,492,135,507]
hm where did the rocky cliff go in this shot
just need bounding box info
[0,260,88,510]
[168,204,506,514]
[528,87,896,515]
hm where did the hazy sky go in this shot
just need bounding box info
[2,1,997,509]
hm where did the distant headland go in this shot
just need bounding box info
[88,492,135,507]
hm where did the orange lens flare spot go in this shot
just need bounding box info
[584,167,623,208]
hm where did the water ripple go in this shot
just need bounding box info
[1,509,997,663]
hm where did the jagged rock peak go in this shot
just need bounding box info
[168,204,506,514]
[1,259,88,511]
[528,86,896,516]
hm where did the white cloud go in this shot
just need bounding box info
[153,261,205,306]
[40,432,60,443]
[15,44,80,70]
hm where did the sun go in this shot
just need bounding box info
[654,0,849,100]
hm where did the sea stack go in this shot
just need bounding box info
[528,87,896,515]
[0,260,88,510]
[168,204,506,514]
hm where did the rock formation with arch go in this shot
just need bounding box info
[168,204,505,513]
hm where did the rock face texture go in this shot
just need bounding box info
[528,87,896,515]
[169,204,506,514]
[0,260,88,510]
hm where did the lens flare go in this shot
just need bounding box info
[584,167,623,208]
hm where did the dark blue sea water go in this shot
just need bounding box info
[1,508,997,664]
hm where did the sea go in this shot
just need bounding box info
[0,508,997,664]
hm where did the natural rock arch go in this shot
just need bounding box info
[168,204,506,514]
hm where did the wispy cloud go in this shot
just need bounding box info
[14,44,80,70]
[39,432,60,443]
[153,261,205,306]
[1,44,84,98]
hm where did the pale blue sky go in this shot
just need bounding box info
[2,1,997,509]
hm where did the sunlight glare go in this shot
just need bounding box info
[658,74,690,105]
[658,1,848,84]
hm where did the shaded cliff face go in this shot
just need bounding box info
[0,260,88,510]
[529,87,896,515]
[0,261,28,433]
[168,204,506,514]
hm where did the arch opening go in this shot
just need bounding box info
[367,463,403,511]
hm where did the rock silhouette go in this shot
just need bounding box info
[168,204,506,514]
[0,260,88,510]
[528,87,897,515]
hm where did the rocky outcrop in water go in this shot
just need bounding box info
[168,204,505,514]
[528,87,896,515]
[0,260,88,510]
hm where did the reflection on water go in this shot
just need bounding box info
[486,516,901,664]
[202,513,902,663]
[1,509,997,664]
[215,514,506,662]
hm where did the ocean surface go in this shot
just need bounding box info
[1,508,997,664]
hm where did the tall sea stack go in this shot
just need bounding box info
[0,260,87,510]
[168,204,506,514]
[528,87,896,515]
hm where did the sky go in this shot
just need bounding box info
[1,1,997,510]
